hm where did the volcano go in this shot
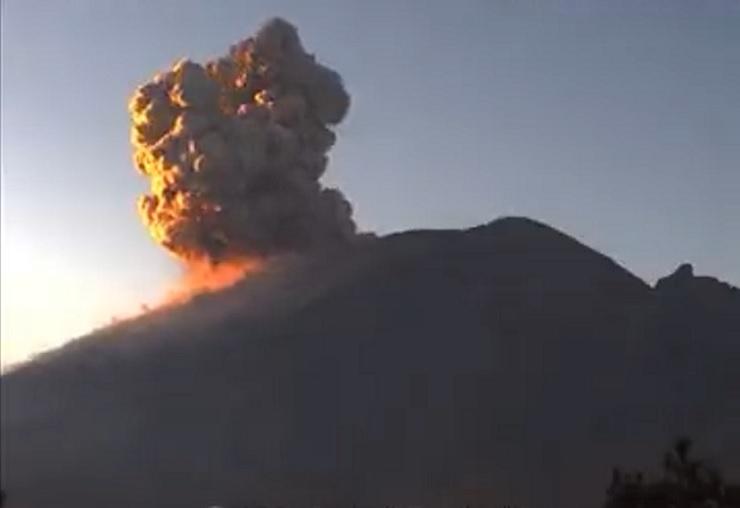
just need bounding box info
[2,217,739,507]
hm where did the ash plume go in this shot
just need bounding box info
[129,18,356,264]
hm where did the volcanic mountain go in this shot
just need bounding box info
[2,217,739,508]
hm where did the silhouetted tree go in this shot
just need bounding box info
[605,437,740,507]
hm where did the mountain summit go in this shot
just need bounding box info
[2,217,738,508]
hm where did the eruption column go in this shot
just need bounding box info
[129,18,356,266]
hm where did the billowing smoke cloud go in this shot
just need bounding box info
[129,18,355,264]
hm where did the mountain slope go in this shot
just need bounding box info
[2,217,738,508]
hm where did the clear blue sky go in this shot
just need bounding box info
[2,0,739,366]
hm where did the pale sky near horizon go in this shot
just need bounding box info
[2,0,739,368]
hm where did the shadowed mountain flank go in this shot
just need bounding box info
[2,217,738,508]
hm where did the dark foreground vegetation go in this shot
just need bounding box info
[605,438,740,507]
[2,439,737,508]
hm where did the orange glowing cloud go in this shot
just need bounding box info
[163,257,263,305]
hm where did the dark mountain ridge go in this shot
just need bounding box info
[2,217,738,507]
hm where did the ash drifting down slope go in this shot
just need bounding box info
[2,217,739,508]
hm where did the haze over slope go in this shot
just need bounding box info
[2,217,739,508]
